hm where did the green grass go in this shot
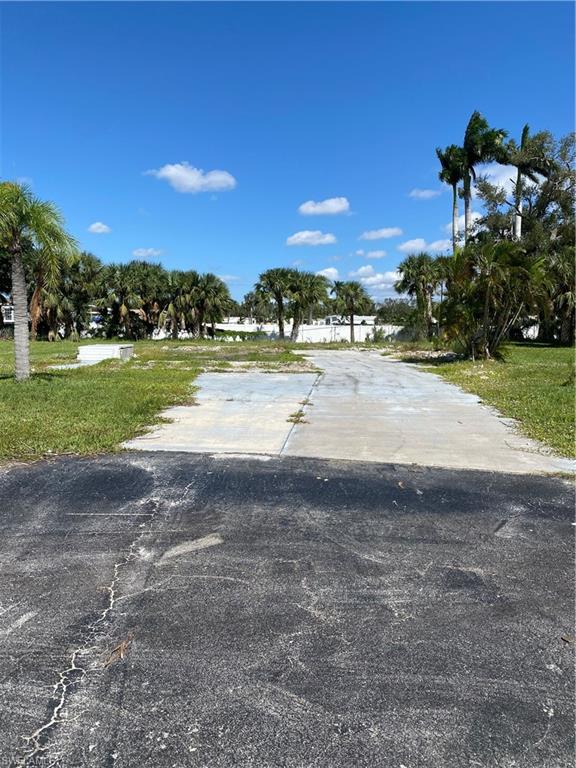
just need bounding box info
[0,339,306,461]
[420,344,575,458]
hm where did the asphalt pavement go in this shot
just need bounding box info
[0,452,573,767]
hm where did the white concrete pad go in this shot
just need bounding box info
[283,350,574,474]
[124,351,573,475]
[124,372,318,454]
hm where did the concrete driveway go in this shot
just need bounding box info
[126,350,573,475]
[0,453,573,767]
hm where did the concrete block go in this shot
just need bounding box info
[77,344,134,363]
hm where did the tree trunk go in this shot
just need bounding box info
[350,313,355,343]
[277,299,285,340]
[452,183,459,255]
[290,313,300,342]
[29,284,43,340]
[482,284,491,358]
[463,173,472,245]
[513,167,522,240]
[560,310,575,345]
[11,250,30,381]
[198,309,205,338]
[415,289,425,341]
[426,291,434,340]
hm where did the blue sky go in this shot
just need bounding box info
[1,1,574,300]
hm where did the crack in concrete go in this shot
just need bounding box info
[279,372,322,456]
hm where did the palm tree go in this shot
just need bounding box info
[331,280,371,343]
[462,112,507,244]
[98,264,143,338]
[240,290,274,323]
[126,260,169,336]
[194,273,230,338]
[501,125,553,240]
[436,144,465,255]
[394,253,440,339]
[475,241,509,358]
[65,252,103,337]
[198,274,232,336]
[255,267,296,340]
[288,272,329,341]
[0,183,77,380]
[160,270,200,338]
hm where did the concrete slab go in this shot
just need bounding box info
[124,371,318,454]
[283,350,574,475]
[125,350,573,475]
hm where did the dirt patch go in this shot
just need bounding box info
[202,360,318,373]
[389,350,460,363]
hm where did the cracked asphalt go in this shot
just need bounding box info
[0,452,574,767]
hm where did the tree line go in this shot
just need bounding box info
[0,184,380,379]
[397,113,574,358]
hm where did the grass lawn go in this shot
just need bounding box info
[0,339,307,462]
[420,344,575,458]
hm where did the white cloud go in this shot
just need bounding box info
[291,259,305,267]
[145,161,237,194]
[217,274,240,283]
[427,239,452,253]
[361,270,400,287]
[132,248,163,259]
[365,250,386,260]
[298,196,350,215]
[397,238,427,253]
[88,221,111,234]
[348,264,401,298]
[409,188,442,200]
[359,227,402,241]
[286,230,337,246]
[349,265,375,278]
[398,238,451,254]
[316,267,339,281]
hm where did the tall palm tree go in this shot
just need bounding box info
[501,125,553,241]
[288,272,329,341]
[394,252,440,340]
[255,267,296,340]
[462,111,507,244]
[0,183,77,380]
[331,280,371,343]
[436,144,465,255]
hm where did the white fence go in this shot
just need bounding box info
[213,322,404,343]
